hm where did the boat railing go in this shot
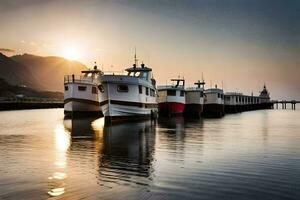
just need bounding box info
[64,75,94,84]
[185,87,204,91]
[157,85,184,90]
[102,71,126,76]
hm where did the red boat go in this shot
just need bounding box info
[157,79,185,116]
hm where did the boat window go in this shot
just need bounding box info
[146,87,149,96]
[78,86,86,91]
[167,90,176,96]
[200,91,203,97]
[135,72,141,77]
[218,93,220,98]
[92,86,98,94]
[117,85,129,92]
[139,85,143,94]
[142,72,148,79]
[64,86,68,91]
[98,84,104,93]
[180,90,184,97]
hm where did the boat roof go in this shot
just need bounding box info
[81,69,102,74]
[125,63,152,72]
[157,85,184,90]
[205,88,223,93]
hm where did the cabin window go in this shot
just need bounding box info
[117,85,129,92]
[200,91,204,97]
[92,86,97,94]
[64,86,68,91]
[139,85,143,94]
[146,87,149,96]
[98,84,104,93]
[180,90,184,97]
[167,90,176,96]
[218,93,220,98]
[78,86,86,91]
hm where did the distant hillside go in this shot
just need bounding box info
[11,54,87,92]
[0,53,43,89]
[0,78,63,99]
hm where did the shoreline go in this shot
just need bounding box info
[0,102,63,111]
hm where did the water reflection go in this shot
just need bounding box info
[63,117,156,190]
[63,117,104,139]
[48,124,70,197]
[100,120,156,186]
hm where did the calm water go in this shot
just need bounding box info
[0,109,299,200]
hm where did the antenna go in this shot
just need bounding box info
[134,47,138,67]
[222,80,224,90]
[201,72,204,82]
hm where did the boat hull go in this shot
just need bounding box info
[100,100,158,123]
[203,103,225,117]
[158,102,185,116]
[64,98,102,117]
[184,103,203,118]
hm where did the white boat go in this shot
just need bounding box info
[64,65,102,117]
[203,85,225,117]
[157,79,185,116]
[98,56,158,122]
[184,80,205,118]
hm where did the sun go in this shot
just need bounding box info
[60,45,82,61]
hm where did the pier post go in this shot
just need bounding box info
[291,101,296,110]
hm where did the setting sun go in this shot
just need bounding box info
[60,44,82,61]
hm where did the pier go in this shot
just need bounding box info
[272,100,299,110]
[0,98,63,111]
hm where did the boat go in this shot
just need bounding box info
[98,54,158,123]
[203,85,225,117]
[184,80,205,118]
[64,64,102,117]
[157,78,185,116]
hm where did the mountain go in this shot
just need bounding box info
[11,54,87,92]
[0,53,43,89]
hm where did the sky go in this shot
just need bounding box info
[0,0,299,100]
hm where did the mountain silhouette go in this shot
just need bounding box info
[10,53,87,92]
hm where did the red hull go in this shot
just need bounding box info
[159,102,185,116]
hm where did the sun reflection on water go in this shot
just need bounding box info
[47,124,71,197]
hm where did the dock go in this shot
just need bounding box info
[0,100,63,111]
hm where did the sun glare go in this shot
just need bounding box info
[60,45,82,61]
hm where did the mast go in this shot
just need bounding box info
[134,47,138,67]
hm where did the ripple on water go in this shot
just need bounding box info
[0,109,300,199]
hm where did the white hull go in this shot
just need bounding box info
[64,82,101,114]
[101,102,155,117]
[64,100,101,112]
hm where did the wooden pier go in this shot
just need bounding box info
[272,100,299,110]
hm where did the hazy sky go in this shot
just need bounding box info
[0,0,299,99]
